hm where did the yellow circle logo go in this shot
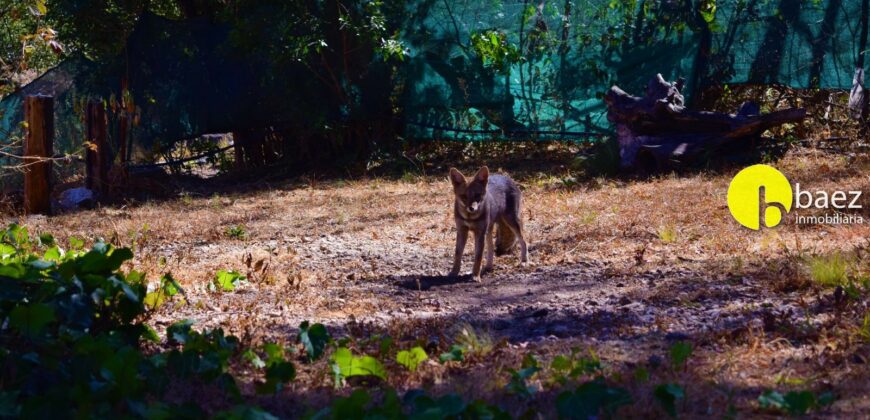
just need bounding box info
[727,164,793,230]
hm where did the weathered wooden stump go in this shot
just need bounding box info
[605,74,807,171]
[23,95,54,215]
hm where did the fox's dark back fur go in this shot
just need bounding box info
[486,175,522,255]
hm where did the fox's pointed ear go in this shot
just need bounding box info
[474,166,489,184]
[448,168,466,189]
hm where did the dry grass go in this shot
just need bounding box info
[6,145,870,417]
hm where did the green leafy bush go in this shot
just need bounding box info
[224,225,247,240]
[308,388,509,420]
[550,348,603,385]
[0,224,267,417]
[556,379,632,419]
[758,390,835,416]
[439,344,465,363]
[654,384,685,418]
[506,354,541,398]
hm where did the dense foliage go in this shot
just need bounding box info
[0,0,61,96]
[0,222,844,418]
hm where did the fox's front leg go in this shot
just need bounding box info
[484,225,494,272]
[449,226,468,277]
[471,229,486,282]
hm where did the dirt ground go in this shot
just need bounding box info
[10,146,870,417]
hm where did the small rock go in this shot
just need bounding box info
[59,187,95,210]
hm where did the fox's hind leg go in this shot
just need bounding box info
[503,216,528,265]
[494,220,517,256]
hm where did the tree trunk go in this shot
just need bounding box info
[86,101,109,196]
[24,95,53,215]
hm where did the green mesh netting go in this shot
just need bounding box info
[400,0,700,141]
[0,0,867,158]
[401,0,868,140]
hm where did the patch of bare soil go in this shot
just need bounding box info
[11,147,870,417]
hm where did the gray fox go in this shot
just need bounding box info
[448,166,528,282]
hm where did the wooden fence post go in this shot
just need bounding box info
[86,101,108,195]
[23,95,54,215]
[118,78,129,164]
[232,131,246,171]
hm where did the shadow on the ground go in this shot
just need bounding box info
[395,274,474,290]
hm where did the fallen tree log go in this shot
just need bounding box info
[604,74,807,171]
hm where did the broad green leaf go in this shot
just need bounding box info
[0,391,20,417]
[144,292,166,309]
[161,273,181,297]
[319,389,371,418]
[396,346,428,372]
[782,391,816,416]
[654,384,685,418]
[243,349,266,369]
[551,355,572,372]
[256,359,296,395]
[700,0,717,24]
[214,270,244,292]
[669,341,693,369]
[9,303,55,337]
[167,319,194,344]
[38,233,54,246]
[0,263,26,279]
[407,393,466,417]
[299,321,330,362]
[32,0,47,15]
[43,246,62,261]
[439,345,465,363]
[6,224,29,246]
[759,390,828,416]
[506,355,541,398]
[262,342,285,366]
[27,259,54,270]
[0,244,16,258]
[79,244,133,273]
[331,347,386,381]
[143,325,161,343]
[634,367,650,383]
[214,405,278,420]
[556,380,632,419]
[69,237,84,250]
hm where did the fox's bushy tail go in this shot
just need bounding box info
[495,220,517,256]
